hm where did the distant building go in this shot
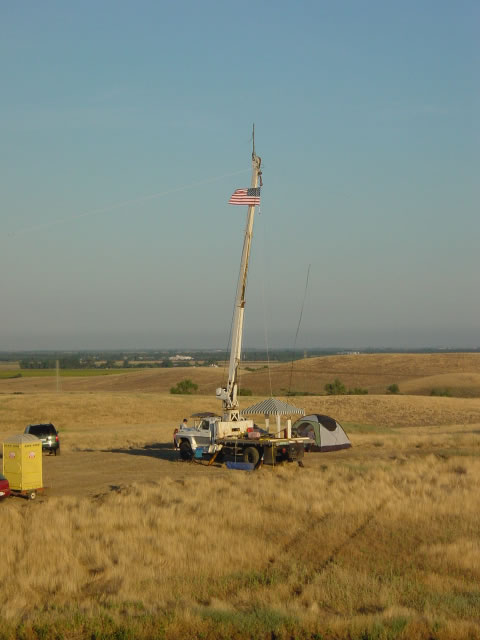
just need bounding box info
[169,355,194,361]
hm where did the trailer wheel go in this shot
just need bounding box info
[179,441,193,461]
[28,491,36,501]
[243,446,260,466]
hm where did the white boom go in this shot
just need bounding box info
[216,139,262,421]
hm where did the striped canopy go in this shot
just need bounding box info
[240,397,305,416]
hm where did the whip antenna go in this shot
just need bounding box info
[287,264,311,396]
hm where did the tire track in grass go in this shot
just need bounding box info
[207,499,387,609]
[272,498,388,601]
[261,497,387,610]
[304,498,387,581]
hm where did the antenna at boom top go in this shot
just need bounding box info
[217,134,262,421]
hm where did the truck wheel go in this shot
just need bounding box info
[243,447,260,466]
[179,441,193,461]
[28,491,36,500]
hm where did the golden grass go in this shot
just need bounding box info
[399,372,480,397]
[3,391,480,439]
[0,391,480,638]
[245,353,480,396]
[1,443,479,638]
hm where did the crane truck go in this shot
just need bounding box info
[174,133,308,467]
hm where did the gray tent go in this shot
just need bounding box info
[291,414,351,452]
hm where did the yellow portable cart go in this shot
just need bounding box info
[3,434,43,500]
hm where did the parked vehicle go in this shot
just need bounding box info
[24,423,60,455]
[175,416,305,466]
[0,473,11,499]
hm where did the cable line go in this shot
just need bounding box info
[287,264,311,397]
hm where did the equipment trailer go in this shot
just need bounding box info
[217,437,305,467]
[175,130,309,467]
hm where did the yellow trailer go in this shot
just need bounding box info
[2,434,43,500]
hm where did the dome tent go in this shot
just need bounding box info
[291,414,351,452]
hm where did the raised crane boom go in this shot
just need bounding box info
[216,142,262,421]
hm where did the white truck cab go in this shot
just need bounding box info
[175,415,254,459]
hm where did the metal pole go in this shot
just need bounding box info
[223,150,261,420]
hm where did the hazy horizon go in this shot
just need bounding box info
[1,326,479,353]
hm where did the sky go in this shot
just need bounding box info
[1,0,478,350]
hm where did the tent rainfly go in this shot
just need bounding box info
[240,397,304,437]
[291,414,351,452]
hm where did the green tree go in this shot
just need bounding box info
[387,383,399,394]
[170,379,198,394]
[324,378,346,395]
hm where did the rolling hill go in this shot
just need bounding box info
[1,353,480,397]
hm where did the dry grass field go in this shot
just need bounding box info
[2,353,480,398]
[242,353,480,397]
[1,356,480,639]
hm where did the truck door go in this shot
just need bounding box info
[195,419,213,446]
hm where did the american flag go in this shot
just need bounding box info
[228,187,261,206]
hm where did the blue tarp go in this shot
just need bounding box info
[226,461,255,471]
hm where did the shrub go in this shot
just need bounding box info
[324,378,346,395]
[170,379,198,394]
[430,388,451,397]
[283,390,314,396]
[348,387,368,395]
[238,388,252,396]
[387,383,399,394]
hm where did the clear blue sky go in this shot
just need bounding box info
[1,1,478,350]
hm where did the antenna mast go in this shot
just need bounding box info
[217,127,262,421]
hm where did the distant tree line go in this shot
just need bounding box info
[20,355,97,369]
[10,346,480,370]
[19,355,218,370]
